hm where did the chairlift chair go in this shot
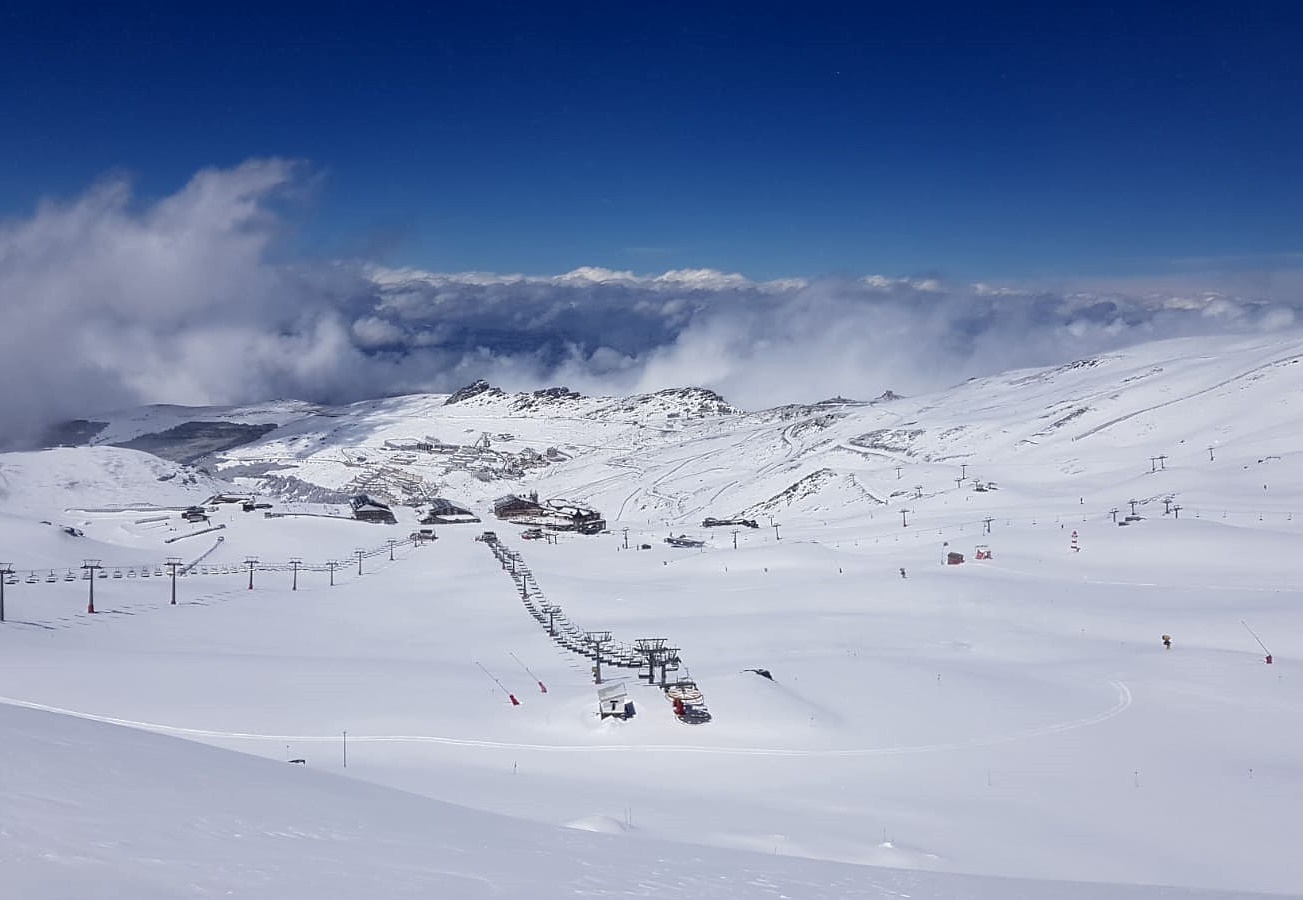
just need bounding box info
[45,571,57,583]
[64,570,75,581]
[112,568,123,579]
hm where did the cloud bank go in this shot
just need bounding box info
[1,159,1300,440]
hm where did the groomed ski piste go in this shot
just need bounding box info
[2,332,1302,898]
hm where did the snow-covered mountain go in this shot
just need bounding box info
[3,330,1303,898]
[40,330,1303,525]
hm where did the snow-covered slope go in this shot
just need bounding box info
[4,330,1303,896]
[12,699,1256,899]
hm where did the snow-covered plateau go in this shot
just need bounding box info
[2,331,1301,898]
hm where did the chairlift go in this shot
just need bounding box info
[127,568,137,577]
[97,569,107,579]
[112,568,123,579]
[141,568,151,577]
[26,572,38,584]
[64,570,75,581]
[45,570,57,583]
[153,568,163,577]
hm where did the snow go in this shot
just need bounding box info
[4,331,1303,897]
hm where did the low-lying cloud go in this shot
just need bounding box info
[2,159,1300,441]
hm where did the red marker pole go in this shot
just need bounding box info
[475,661,522,707]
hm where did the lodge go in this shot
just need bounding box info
[494,494,605,534]
[350,494,397,524]
[493,493,544,520]
[420,498,481,525]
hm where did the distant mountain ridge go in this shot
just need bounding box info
[25,331,1303,525]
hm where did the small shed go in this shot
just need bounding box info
[946,551,965,565]
[597,682,635,719]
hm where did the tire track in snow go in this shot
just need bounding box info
[0,680,1131,758]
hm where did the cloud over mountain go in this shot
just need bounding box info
[1,160,1299,440]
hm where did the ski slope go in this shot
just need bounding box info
[3,331,1303,897]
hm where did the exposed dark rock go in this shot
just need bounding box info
[113,422,279,464]
[444,380,505,405]
[40,419,108,448]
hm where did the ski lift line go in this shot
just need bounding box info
[483,536,708,704]
[0,681,1130,757]
[4,536,406,590]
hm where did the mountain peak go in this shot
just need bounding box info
[444,380,506,405]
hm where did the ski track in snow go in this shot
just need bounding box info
[989,561,1303,595]
[1070,351,1303,442]
[0,680,1131,758]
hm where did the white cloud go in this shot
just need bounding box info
[2,159,1301,444]
[351,316,407,348]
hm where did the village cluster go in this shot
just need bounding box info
[378,432,570,483]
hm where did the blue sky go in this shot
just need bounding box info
[2,2,1302,282]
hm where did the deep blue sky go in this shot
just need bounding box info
[2,2,1301,281]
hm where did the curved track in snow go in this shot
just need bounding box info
[1071,351,1303,442]
[0,680,1131,759]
